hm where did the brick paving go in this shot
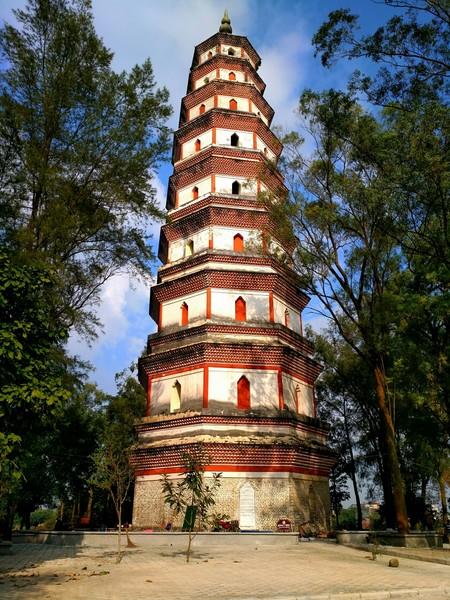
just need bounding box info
[0,541,449,599]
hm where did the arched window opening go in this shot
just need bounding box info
[170,380,181,413]
[231,180,240,195]
[229,71,236,81]
[199,103,206,115]
[228,48,235,56]
[185,240,194,257]
[230,133,239,147]
[237,376,250,410]
[233,233,244,252]
[181,302,189,326]
[263,147,268,155]
[235,296,246,322]
[208,51,213,59]
[229,98,238,110]
[192,186,199,200]
[195,138,201,152]
[284,308,290,327]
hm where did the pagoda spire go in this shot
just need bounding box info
[219,9,232,33]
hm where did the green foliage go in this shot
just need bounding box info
[337,506,358,530]
[90,374,145,560]
[162,446,222,562]
[0,251,69,513]
[313,1,450,105]
[0,0,172,336]
[30,507,57,529]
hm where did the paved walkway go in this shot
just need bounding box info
[0,541,449,599]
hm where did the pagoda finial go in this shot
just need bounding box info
[219,9,232,34]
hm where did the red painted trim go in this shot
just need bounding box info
[252,131,257,149]
[277,368,284,409]
[208,230,214,249]
[136,465,330,477]
[214,95,218,108]
[211,174,216,193]
[146,374,152,416]
[216,68,220,79]
[175,191,179,208]
[212,127,216,144]
[147,362,315,386]
[158,304,163,330]
[269,291,274,322]
[248,98,252,112]
[206,287,211,319]
[257,178,261,193]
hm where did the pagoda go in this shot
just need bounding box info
[132,12,334,531]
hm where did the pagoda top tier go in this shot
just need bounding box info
[190,13,261,71]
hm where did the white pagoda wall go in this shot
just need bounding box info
[282,374,314,417]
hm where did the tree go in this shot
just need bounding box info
[90,428,134,562]
[312,0,449,524]
[0,0,172,336]
[90,373,145,561]
[329,466,351,530]
[0,251,70,537]
[312,0,449,431]
[272,90,412,531]
[312,0,450,106]
[162,446,222,563]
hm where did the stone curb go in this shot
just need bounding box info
[237,588,450,599]
[343,543,450,566]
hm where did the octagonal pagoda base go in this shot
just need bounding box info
[131,412,333,532]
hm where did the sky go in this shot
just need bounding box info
[0,0,400,394]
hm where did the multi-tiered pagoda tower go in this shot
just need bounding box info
[132,13,334,531]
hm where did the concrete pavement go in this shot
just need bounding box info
[0,539,449,599]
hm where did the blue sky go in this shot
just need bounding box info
[1,0,401,393]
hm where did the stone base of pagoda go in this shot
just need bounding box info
[132,470,330,531]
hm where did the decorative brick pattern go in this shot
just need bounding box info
[192,33,261,69]
[139,342,322,384]
[131,441,334,476]
[136,413,328,439]
[174,109,282,160]
[147,321,314,356]
[150,269,309,312]
[133,475,330,531]
[167,153,286,206]
[157,252,298,285]
[188,55,265,93]
[180,86,274,128]
[161,206,272,241]
[168,195,264,221]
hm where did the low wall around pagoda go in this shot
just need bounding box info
[133,473,330,532]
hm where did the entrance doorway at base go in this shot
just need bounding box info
[239,482,256,530]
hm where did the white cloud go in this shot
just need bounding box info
[259,31,309,129]
[92,0,253,129]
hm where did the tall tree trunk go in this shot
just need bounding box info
[438,472,448,528]
[116,505,122,563]
[374,363,409,533]
[378,427,396,528]
[343,400,363,529]
[86,487,94,523]
[420,477,428,501]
